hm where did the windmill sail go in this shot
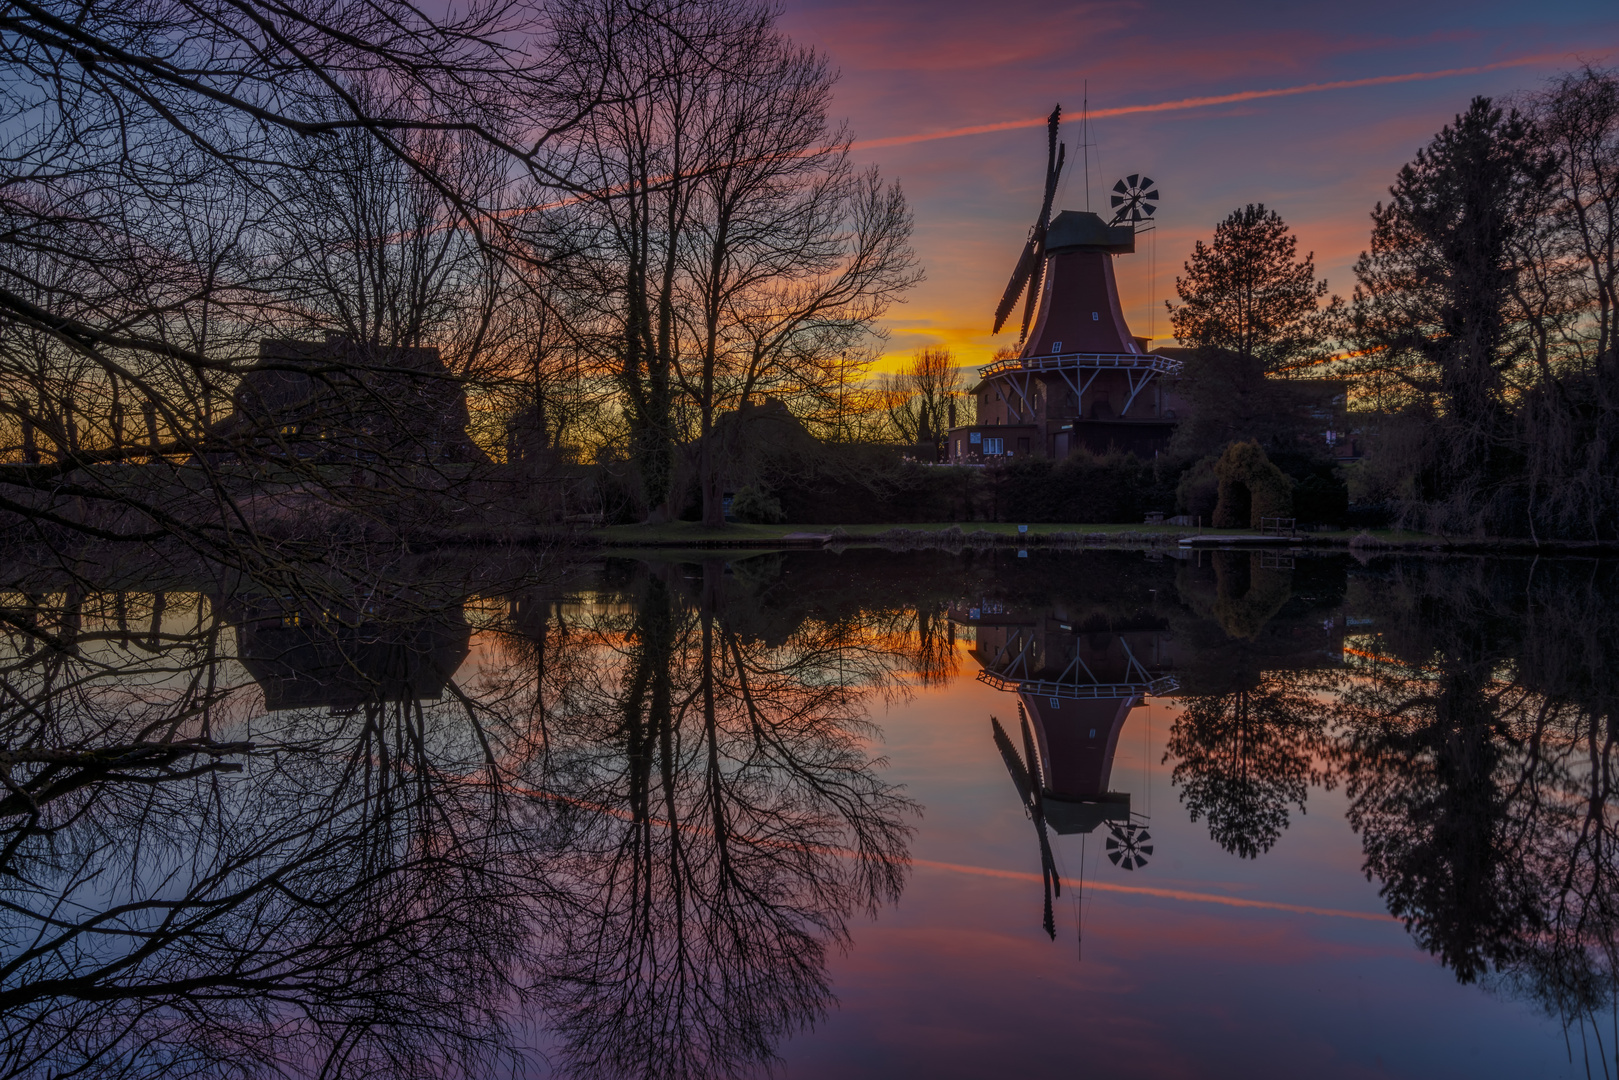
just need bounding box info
[991,106,1066,338]
[992,234,1040,335]
[992,713,1062,939]
[992,716,1034,804]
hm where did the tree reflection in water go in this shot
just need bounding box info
[1329,560,1619,1053]
[1163,552,1339,860]
[517,560,914,1080]
[1162,554,1619,1053]
[0,550,917,1079]
[0,556,550,1079]
[6,546,1619,1076]
[1165,672,1328,860]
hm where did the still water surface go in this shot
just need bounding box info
[2,548,1613,1078]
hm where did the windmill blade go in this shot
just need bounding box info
[998,714,1060,937]
[1036,806,1060,899]
[1017,126,1065,342]
[1018,255,1044,343]
[992,237,1039,335]
[991,716,1035,808]
[1040,106,1063,207]
[996,108,1065,337]
[1037,137,1066,233]
[1042,863,1057,940]
[1019,709,1044,807]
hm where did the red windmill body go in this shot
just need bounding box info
[948,108,1184,464]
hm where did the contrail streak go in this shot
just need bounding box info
[910,857,1395,922]
[849,54,1575,152]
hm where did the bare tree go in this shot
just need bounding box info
[546,0,919,524]
[880,347,961,456]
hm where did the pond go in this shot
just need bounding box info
[2,546,1614,1079]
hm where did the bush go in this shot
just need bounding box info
[1176,455,1219,520]
[759,443,1183,525]
[993,449,1179,524]
[731,484,786,523]
[1212,441,1293,528]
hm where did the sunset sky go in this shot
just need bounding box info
[778,0,1619,373]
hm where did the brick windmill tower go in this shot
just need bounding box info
[948,108,1183,464]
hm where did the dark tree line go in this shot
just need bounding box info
[0,0,921,561]
[1169,68,1619,539]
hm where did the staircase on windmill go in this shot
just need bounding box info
[949,106,1185,465]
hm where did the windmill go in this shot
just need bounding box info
[991,106,1066,342]
[1108,174,1159,228]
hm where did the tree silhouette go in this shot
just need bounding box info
[1168,203,1340,373]
[1167,671,1328,859]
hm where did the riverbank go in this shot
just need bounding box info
[590,521,1619,554]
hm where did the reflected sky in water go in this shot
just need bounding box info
[1,547,1613,1078]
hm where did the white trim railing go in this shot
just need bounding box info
[979,352,1183,379]
[975,672,1181,699]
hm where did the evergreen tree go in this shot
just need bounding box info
[1350,96,1556,528]
[1168,204,1340,373]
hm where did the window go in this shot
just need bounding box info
[983,437,1004,455]
[1017,437,1030,456]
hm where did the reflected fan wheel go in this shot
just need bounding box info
[1106,822,1153,870]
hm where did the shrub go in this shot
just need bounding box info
[1176,455,1220,520]
[994,449,1178,524]
[731,484,786,523]
[1212,440,1293,528]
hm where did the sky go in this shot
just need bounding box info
[775,0,1619,374]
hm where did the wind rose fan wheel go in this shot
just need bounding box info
[1106,821,1153,870]
[1109,175,1159,225]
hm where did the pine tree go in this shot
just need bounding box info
[1168,204,1340,373]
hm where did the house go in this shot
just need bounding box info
[210,334,487,465]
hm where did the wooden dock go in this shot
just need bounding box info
[1178,534,1299,548]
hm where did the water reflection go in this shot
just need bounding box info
[2,547,1618,1076]
[1329,559,1619,1017]
[518,561,914,1080]
[1165,551,1342,859]
[956,592,1176,935]
[0,550,918,1078]
[950,549,1619,1057]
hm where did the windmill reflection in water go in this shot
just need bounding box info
[955,602,1178,939]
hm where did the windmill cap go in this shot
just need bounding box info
[1045,210,1135,254]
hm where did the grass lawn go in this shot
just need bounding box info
[592,520,1436,546]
